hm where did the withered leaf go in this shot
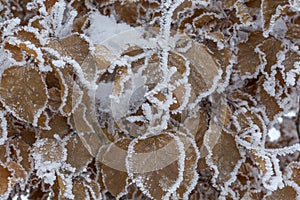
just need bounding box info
[39,114,69,139]
[66,135,92,173]
[0,66,48,126]
[257,77,283,121]
[48,34,90,65]
[0,164,10,195]
[33,138,64,163]
[127,132,192,199]
[286,162,300,186]
[265,186,297,200]
[9,139,31,173]
[111,1,160,26]
[286,25,300,40]
[258,36,283,74]
[6,161,27,186]
[211,130,241,183]
[184,44,221,96]
[55,66,75,116]
[236,31,264,77]
[16,30,41,47]
[262,0,289,31]
[235,2,252,24]
[4,44,24,62]
[97,139,131,197]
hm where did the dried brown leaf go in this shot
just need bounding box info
[97,139,130,197]
[127,132,194,199]
[66,135,93,173]
[33,139,64,163]
[184,44,220,95]
[54,34,90,65]
[286,25,300,40]
[262,0,289,31]
[39,114,69,139]
[0,66,48,126]
[236,31,264,76]
[212,130,241,183]
[56,66,75,115]
[265,186,297,200]
[4,44,24,62]
[258,37,283,74]
[0,164,10,195]
[112,1,160,26]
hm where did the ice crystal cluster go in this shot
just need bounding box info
[0,0,300,199]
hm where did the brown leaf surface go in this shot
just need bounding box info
[97,139,131,197]
[286,162,300,186]
[48,34,90,65]
[127,132,192,199]
[56,66,75,115]
[0,164,10,195]
[39,114,69,139]
[286,25,300,40]
[8,139,31,174]
[262,0,289,31]
[105,1,161,27]
[184,44,220,95]
[258,37,283,74]
[66,135,93,173]
[212,130,241,183]
[236,31,264,77]
[0,66,48,126]
[265,186,297,200]
[33,139,64,163]
[4,44,24,62]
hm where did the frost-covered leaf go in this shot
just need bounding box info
[47,34,90,65]
[39,114,69,139]
[0,66,48,126]
[56,66,75,115]
[262,0,289,33]
[46,70,63,111]
[98,1,161,27]
[31,139,66,185]
[0,111,7,145]
[97,139,130,197]
[66,135,92,173]
[211,130,241,183]
[126,132,194,200]
[265,186,297,200]
[286,25,300,40]
[286,162,300,186]
[3,44,24,62]
[0,164,10,195]
[236,31,264,77]
[184,44,221,96]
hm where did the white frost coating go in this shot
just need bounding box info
[262,4,290,37]
[85,11,132,45]
[268,127,281,141]
[31,139,63,185]
[126,139,154,200]
[0,111,8,145]
[1,18,20,37]
[286,62,300,86]
[125,132,186,200]
[50,0,78,38]
[289,0,300,11]
[56,172,75,199]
